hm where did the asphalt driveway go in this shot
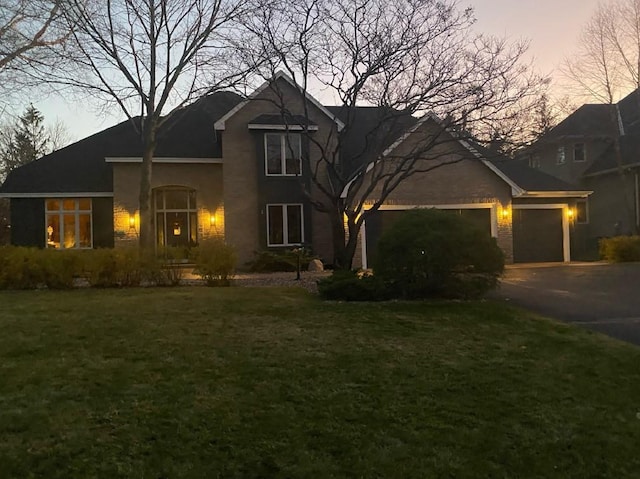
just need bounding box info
[491,262,640,346]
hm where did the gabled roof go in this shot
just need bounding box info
[0,91,242,195]
[214,71,345,131]
[583,122,640,176]
[540,104,614,140]
[463,140,590,198]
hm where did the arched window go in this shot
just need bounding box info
[154,187,197,248]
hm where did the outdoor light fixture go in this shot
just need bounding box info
[567,208,575,220]
[501,207,510,219]
[209,213,216,227]
[129,214,136,229]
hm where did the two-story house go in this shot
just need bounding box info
[525,90,640,259]
[0,73,591,266]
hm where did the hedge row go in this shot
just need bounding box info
[0,239,236,290]
[599,236,640,262]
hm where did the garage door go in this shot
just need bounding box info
[364,208,492,268]
[512,208,564,263]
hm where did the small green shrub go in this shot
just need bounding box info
[193,239,237,286]
[84,247,150,287]
[39,249,83,289]
[0,246,45,289]
[247,249,315,272]
[599,236,640,262]
[318,270,390,301]
[373,209,504,299]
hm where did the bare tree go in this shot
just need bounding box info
[39,0,254,249]
[240,0,545,269]
[0,1,67,71]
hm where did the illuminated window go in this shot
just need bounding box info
[45,198,92,249]
[154,187,198,248]
[265,133,302,175]
[267,204,303,246]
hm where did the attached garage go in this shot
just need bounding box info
[512,206,567,263]
[363,205,496,268]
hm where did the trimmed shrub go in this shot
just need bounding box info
[0,246,45,289]
[247,249,316,272]
[84,247,149,287]
[318,270,390,301]
[193,239,237,286]
[373,209,504,299]
[38,249,83,289]
[599,236,640,262]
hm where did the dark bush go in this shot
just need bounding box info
[373,208,504,299]
[0,246,45,289]
[193,239,237,286]
[317,270,390,301]
[247,249,316,272]
[599,236,640,262]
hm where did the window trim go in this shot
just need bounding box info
[45,198,93,249]
[573,142,586,163]
[153,187,198,248]
[576,199,589,224]
[556,145,566,165]
[264,133,302,176]
[266,203,304,247]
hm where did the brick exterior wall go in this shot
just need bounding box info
[222,77,338,266]
[112,162,224,247]
[358,122,515,266]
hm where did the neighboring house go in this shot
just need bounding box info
[0,73,590,266]
[525,89,640,259]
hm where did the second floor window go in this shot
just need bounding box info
[265,133,302,176]
[556,146,566,165]
[574,143,586,162]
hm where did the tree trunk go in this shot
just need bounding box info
[139,119,156,251]
[329,208,361,271]
[608,104,636,235]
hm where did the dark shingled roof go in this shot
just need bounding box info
[583,124,640,176]
[0,91,243,194]
[468,141,584,192]
[541,104,614,140]
[324,105,417,175]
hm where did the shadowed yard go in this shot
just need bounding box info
[1,287,639,478]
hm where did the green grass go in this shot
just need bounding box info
[1,287,639,478]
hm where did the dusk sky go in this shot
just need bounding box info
[35,0,604,141]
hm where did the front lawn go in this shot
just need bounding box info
[1,287,639,478]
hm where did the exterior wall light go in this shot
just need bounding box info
[210,213,216,227]
[567,208,575,221]
[501,207,510,219]
[129,214,136,229]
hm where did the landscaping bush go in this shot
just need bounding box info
[373,209,504,299]
[599,236,640,262]
[317,270,390,301]
[84,247,150,287]
[38,249,83,289]
[247,249,316,272]
[0,246,45,289]
[193,239,237,286]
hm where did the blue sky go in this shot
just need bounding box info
[33,0,603,142]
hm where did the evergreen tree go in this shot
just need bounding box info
[0,104,50,180]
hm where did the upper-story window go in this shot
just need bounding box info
[528,154,541,169]
[573,143,586,162]
[265,133,302,176]
[556,146,566,165]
